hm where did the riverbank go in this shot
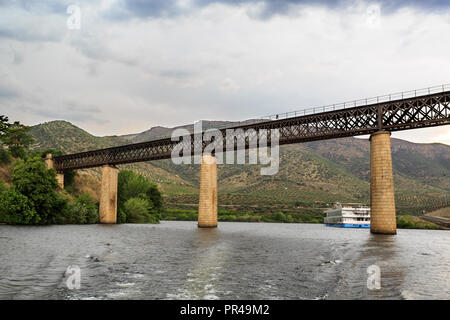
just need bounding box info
[396,215,443,230]
[162,208,324,224]
[161,209,443,230]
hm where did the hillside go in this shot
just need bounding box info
[29,120,450,215]
[126,120,242,143]
[30,120,127,152]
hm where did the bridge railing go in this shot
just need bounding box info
[137,83,450,142]
[250,83,450,122]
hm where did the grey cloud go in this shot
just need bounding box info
[0,0,84,14]
[0,84,20,99]
[1,0,449,22]
[69,33,138,70]
[158,70,196,80]
[0,77,22,100]
[119,0,179,18]
[0,27,63,42]
[0,2,66,43]
[103,0,182,21]
[20,100,108,125]
[200,0,343,19]
[12,50,23,65]
[376,0,450,11]
[69,33,110,61]
[103,0,450,21]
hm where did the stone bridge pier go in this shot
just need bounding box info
[45,154,64,189]
[198,153,218,228]
[98,165,119,224]
[370,131,397,235]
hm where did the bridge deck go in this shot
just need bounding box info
[54,90,450,171]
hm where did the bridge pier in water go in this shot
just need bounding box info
[198,154,218,228]
[45,154,64,189]
[370,131,397,235]
[99,165,119,224]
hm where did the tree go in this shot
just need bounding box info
[0,188,39,224]
[0,118,34,158]
[0,180,7,194]
[123,197,154,223]
[0,116,11,164]
[39,149,64,158]
[119,171,150,203]
[117,170,162,223]
[67,193,98,224]
[0,149,11,164]
[12,156,67,224]
[117,170,135,213]
[0,115,10,139]
[145,183,163,213]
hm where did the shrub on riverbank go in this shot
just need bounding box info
[0,156,102,225]
[0,149,11,165]
[0,188,38,224]
[117,170,162,224]
[3,156,68,224]
[123,197,159,223]
[161,208,324,224]
[396,215,442,230]
[65,193,99,224]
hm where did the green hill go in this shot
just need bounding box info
[30,120,127,152]
[29,120,450,215]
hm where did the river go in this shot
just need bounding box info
[0,221,448,300]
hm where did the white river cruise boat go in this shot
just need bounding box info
[324,203,370,228]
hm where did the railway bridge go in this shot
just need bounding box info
[44,85,450,234]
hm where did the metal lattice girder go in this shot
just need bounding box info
[54,90,450,171]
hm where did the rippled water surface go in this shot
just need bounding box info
[0,221,448,300]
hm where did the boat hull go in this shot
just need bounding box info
[325,223,370,228]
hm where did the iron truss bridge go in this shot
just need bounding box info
[54,86,450,171]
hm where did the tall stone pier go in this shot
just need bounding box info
[370,131,397,234]
[45,153,54,170]
[99,165,119,224]
[45,154,64,189]
[198,154,218,228]
[56,173,64,189]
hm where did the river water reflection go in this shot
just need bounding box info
[0,221,448,299]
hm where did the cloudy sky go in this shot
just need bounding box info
[0,0,449,144]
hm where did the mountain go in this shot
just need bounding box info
[29,120,450,215]
[126,120,242,143]
[30,120,127,152]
